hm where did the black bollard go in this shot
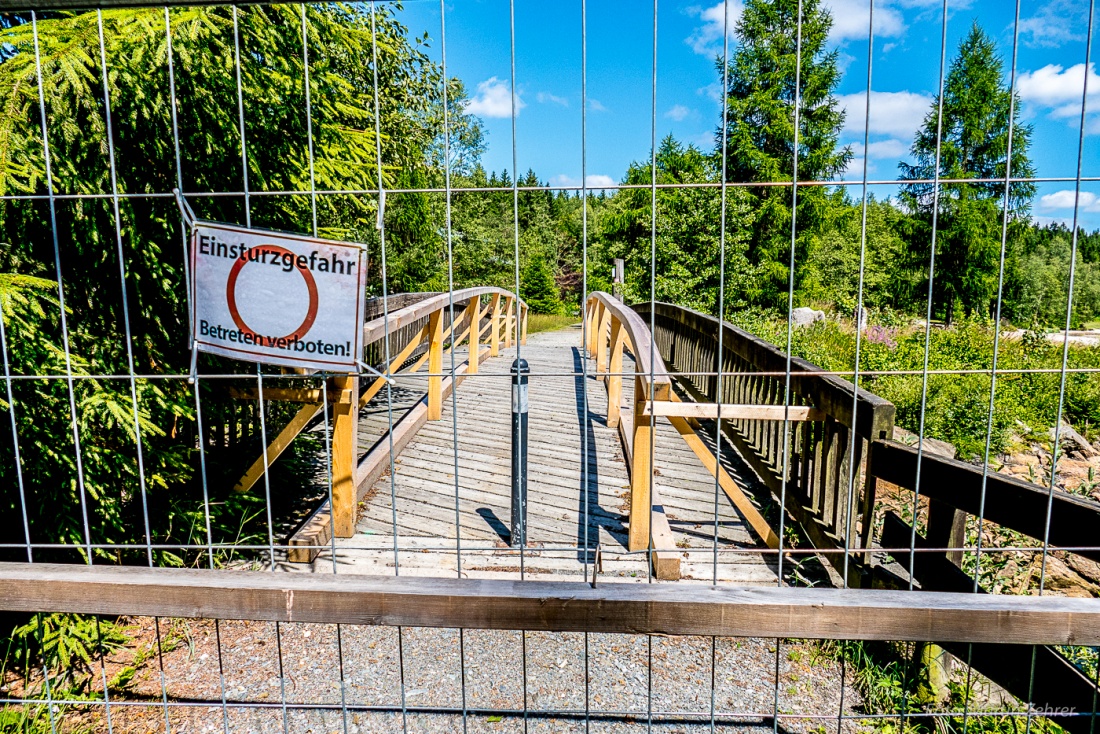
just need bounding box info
[510,358,530,547]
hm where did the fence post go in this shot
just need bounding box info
[607,319,625,428]
[464,296,480,375]
[427,307,444,420]
[629,373,653,552]
[504,297,515,349]
[331,374,359,538]
[490,294,502,357]
[596,305,611,381]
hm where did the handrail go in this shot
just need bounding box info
[585,292,671,400]
[584,293,674,569]
[633,300,895,588]
[363,286,527,347]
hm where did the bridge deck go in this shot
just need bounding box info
[311,326,777,584]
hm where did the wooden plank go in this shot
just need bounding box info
[287,500,332,563]
[629,375,653,552]
[644,402,825,421]
[650,495,681,580]
[464,296,480,375]
[332,374,359,538]
[227,386,336,404]
[607,319,625,428]
[5,562,1100,644]
[233,401,323,493]
[869,439,1100,563]
[665,414,781,549]
[427,309,444,421]
[490,293,502,357]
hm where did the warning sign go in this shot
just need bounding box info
[190,221,366,371]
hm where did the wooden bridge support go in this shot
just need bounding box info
[331,374,359,538]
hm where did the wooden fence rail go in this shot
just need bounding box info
[632,302,895,586]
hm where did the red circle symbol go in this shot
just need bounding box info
[226,245,319,342]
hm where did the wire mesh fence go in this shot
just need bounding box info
[0,0,1099,731]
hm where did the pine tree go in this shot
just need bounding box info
[900,22,1035,321]
[521,255,564,315]
[720,0,851,307]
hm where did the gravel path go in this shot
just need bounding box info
[74,616,866,734]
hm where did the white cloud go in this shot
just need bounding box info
[1019,0,1089,48]
[665,104,695,121]
[685,0,744,56]
[697,83,724,104]
[825,0,905,43]
[852,139,910,159]
[1018,63,1100,113]
[589,99,608,112]
[550,174,618,190]
[837,90,933,139]
[1038,189,1100,212]
[685,0,904,56]
[465,77,523,119]
[537,92,569,107]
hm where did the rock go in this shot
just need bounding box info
[1040,555,1100,597]
[1050,422,1099,458]
[892,426,956,459]
[1067,554,1100,585]
[856,306,869,332]
[790,307,825,327]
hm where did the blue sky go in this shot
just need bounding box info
[394,0,1100,229]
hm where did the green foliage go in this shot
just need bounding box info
[720,0,851,306]
[598,135,756,314]
[521,255,563,315]
[900,23,1035,323]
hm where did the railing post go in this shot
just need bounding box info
[464,296,480,375]
[629,373,653,552]
[331,373,359,538]
[520,304,528,345]
[504,297,515,349]
[586,300,600,357]
[596,304,611,381]
[427,307,444,420]
[490,293,502,357]
[607,319,625,428]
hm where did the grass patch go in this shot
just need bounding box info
[525,314,579,334]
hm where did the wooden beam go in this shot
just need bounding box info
[490,294,502,357]
[234,401,323,493]
[596,305,612,381]
[227,386,337,404]
[427,309,444,421]
[665,413,781,549]
[520,304,528,345]
[650,496,681,580]
[644,402,824,421]
[869,440,1100,563]
[588,294,672,401]
[362,287,526,348]
[629,375,653,552]
[606,319,625,429]
[5,563,1100,644]
[464,296,480,375]
[287,500,332,563]
[331,374,359,538]
[504,297,515,349]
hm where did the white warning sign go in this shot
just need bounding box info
[190,221,366,371]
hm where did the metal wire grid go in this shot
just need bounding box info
[0,0,1097,732]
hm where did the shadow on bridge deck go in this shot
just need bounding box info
[307,326,779,584]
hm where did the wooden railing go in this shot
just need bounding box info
[632,301,895,585]
[207,287,526,561]
[869,440,1100,734]
[583,293,674,572]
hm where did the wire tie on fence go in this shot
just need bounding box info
[172,188,196,231]
[187,346,198,385]
[357,360,394,384]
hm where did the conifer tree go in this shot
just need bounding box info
[900,22,1035,321]
[720,0,851,307]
